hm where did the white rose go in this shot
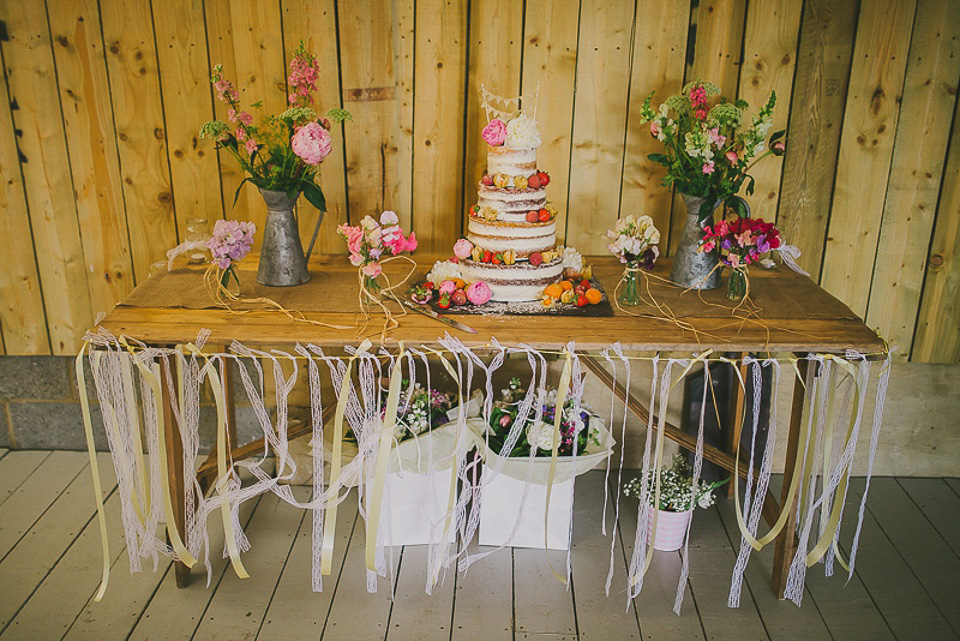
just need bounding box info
[505,114,542,149]
[526,421,556,451]
[562,247,583,272]
[426,260,463,285]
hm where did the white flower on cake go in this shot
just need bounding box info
[561,247,583,273]
[426,260,463,285]
[505,114,541,149]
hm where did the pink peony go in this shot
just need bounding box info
[362,262,382,278]
[453,238,474,260]
[439,280,456,294]
[725,150,739,165]
[702,161,715,174]
[291,121,332,165]
[481,118,507,146]
[466,281,492,306]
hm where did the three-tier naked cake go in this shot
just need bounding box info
[458,113,564,302]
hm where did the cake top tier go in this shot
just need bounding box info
[481,113,542,150]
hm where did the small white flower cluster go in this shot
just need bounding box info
[426,260,463,285]
[606,215,661,265]
[622,454,722,512]
[505,114,541,149]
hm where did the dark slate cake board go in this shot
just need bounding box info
[416,278,615,317]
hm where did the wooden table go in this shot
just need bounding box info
[95,254,886,599]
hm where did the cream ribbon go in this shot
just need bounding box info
[544,349,573,584]
[365,343,406,572]
[322,339,372,574]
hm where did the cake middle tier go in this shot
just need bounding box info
[477,184,547,217]
[467,218,556,255]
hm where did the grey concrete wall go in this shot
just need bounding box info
[2,355,957,477]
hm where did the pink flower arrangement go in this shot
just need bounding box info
[292,121,332,165]
[337,211,417,286]
[482,118,507,146]
[208,219,256,288]
[200,40,351,214]
[699,216,781,268]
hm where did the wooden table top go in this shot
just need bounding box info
[95,254,886,356]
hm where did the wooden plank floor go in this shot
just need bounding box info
[0,451,958,641]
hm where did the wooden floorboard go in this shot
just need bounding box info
[0,451,50,506]
[898,477,960,557]
[0,454,958,641]
[0,452,114,634]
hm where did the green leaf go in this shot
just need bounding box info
[769,129,786,143]
[300,179,326,212]
[744,175,756,197]
[647,153,671,165]
[286,185,300,201]
[232,177,253,208]
[697,199,715,223]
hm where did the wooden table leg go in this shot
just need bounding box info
[772,357,810,598]
[161,354,191,588]
[726,354,749,497]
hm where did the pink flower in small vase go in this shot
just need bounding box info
[466,281,492,306]
[453,238,474,260]
[482,119,507,146]
[292,121,332,165]
[362,262,382,278]
[702,161,715,174]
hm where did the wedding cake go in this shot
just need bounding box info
[459,113,564,302]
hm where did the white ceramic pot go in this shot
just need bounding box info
[646,508,693,552]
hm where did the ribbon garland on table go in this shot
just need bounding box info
[77,329,891,610]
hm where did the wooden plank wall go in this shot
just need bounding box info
[0,0,958,362]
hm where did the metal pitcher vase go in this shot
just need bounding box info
[669,193,722,290]
[257,189,310,287]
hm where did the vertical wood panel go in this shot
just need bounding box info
[669,0,747,253]
[1,0,92,354]
[777,0,858,275]
[462,0,524,227]
[47,0,135,317]
[865,0,960,358]
[619,1,690,237]
[100,0,179,282]
[737,0,802,222]
[393,0,416,239]
[282,0,350,254]
[819,0,918,316]
[152,0,224,235]
[337,0,410,227]
[912,95,960,363]
[520,0,580,245]
[412,0,467,254]
[565,0,636,253]
[0,41,49,354]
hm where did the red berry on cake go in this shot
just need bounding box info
[480,174,494,186]
[526,210,540,223]
[538,209,551,222]
[492,253,502,265]
[538,171,550,186]
[527,173,541,189]
[529,252,543,266]
[482,250,492,263]
[452,289,467,305]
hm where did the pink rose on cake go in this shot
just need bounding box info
[453,238,474,260]
[481,118,507,146]
[466,281,492,305]
[291,121,332,165]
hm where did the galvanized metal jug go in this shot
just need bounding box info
[669,193,722,290]
[257,189,310,287]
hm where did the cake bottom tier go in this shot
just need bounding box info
[460,258,563,303]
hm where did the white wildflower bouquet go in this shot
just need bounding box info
[624,454,728,512]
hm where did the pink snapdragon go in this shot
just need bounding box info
[707,127,726,147]
[482,118,507,146]
[287,42,320,107]
[208,219,256,270]
[292,122,332,165]
[702,161,715,174]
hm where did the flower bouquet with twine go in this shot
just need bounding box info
[638,81,785,223]
[606,215,661,307]
[207,219,255,295]
[698,215,782,302]
[337,211,418,336]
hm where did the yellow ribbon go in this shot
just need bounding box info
[186,344,248,579]
[76,343,112,602]
[544,350,573,584]
[322,339,372,574]
[366,344,406,571]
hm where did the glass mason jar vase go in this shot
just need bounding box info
[727,267,747,301]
